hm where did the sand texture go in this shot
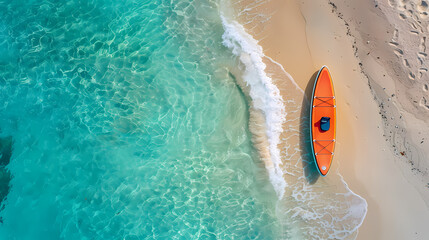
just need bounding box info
[233,0,429,239]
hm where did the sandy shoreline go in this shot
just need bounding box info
[232,0,429,239]
[322,1,429,238]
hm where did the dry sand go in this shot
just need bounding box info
[232,0,429,239]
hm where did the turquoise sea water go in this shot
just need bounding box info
[0,0,281,239]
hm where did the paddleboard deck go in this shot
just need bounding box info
[310,66,336,176]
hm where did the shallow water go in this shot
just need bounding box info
[0,0,281,239]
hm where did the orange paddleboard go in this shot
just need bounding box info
[310,66,336,176]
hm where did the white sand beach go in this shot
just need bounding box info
[232,0,429,238]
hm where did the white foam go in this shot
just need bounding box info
[338,172,368,233]
[221,16,287,199]
[265,55,304,94]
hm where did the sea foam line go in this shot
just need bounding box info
[337,171,368,234]
[221,16,287,199]
[264,55,304,94]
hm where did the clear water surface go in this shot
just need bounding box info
[0,0,281,239]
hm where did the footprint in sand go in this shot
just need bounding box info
[417,52,427,64]
[409,21,421,34]
[419,37,426,52]
[419,68,428,78]
[410,30,420,35]
[410,20,425,33]
[423,84,429,91]
[393,28,399,40]
[389,0,407,9]
[392,0,429,19]
[420,96,429,109]
[397,0,407,11]
[419,67,428,78]
[403,58,410,67]
[394,48,404,56]
[409,72,416,80]
[418,1,429,18]
[389,41,399,47]
[418,0,429,11]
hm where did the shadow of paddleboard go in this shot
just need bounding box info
[299,71,320,184]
